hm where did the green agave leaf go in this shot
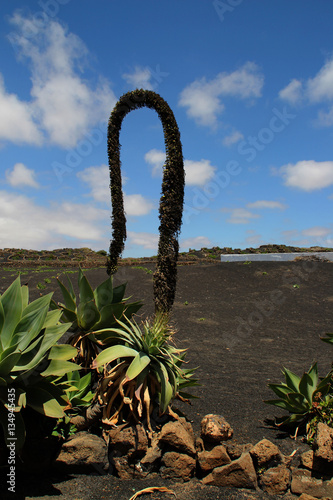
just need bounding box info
[0,351,22,377]
[41,359,81,377]
[21,284,29,309]
[268,383,294,399]
[0,276,23,349]
[43,309,63,328]
[321,332,333,344]
[11,335,44,371]
[56,304,78,323]
[48,344,77,361]
[94,275,114,310]
[93,303,126,330]
[283,367,301,392]
[154,360,173,413]
[307,362,319,387]
[112,283,127,303]
[21,293,52,319]
[57,277,76,311]
[26,387,65,418]
[18,322,72,373]
[299,373,316,404]
[77,299,100,331]
[0,343,19,362]
[0,299,5,345]
[286,392,309,411]
[264,398,306,413]
[124,301,143,318]
[78,268,95,305]
[65,273,76,301]
[125,352,151,381]
[92,344,138,369]
[0,377,6,386]
[92,327,138,348]
[13,298,51,351]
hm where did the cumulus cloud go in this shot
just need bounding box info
[127,231,159,250]
[279,56,333,126]
[3,13,116,148]
[77,165,154,216]
[302,226,332,238]
[246,200,287,210]
[278,79,303,105]
[179,62,264,128]
[221,207,260,224]
[180,236,211,250]
[0,75,42,145]
[222,130,244,147]
[144,149,217,186]
[184,159,216,186]
[0,190,108,250]
[278,160,333,191]
[122,66,154,90]
[6,163,39,188]
[144,149,165,177]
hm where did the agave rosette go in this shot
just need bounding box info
[91,314,198,429]
[0,276,81,450]
[265,362,333,436]
[52,268,142,368]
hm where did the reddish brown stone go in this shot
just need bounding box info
[291,468,333,497]
[202,452,257,489]
[158,420,196,456]
[259,464,291,494]
[249,438,282,468]
[161,451,196,481]
[198,444,231,472]
[314,422,333,462]
[200,414,233,443]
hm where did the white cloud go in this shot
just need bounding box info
[123,194,154,216]
[0,75,42,145]
[302,226,331,238]
[278,79,303,105]
[127,231,159,250]
[180,236,211,250]
[77,165,154,216]
[307,58,333,102]
[246,200,287,210]
[222,130,244,147]
[278,160,333,191]
[6,163,39,188]
[222,207,260,224]
[145,149,165,177]
[279,56,333,126]
[5,13,116,148]
[144,149,217,187]
[184,159,216,186]
[122,66,154,90]
[179,62,264,128]
[0,190,108,250]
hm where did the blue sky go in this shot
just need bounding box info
[0,1,333,257]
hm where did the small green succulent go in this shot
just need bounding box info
[0,276,81,451]
[265,362,333,438]
[91,314,198,430]
[52,268,142,369]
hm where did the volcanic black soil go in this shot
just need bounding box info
[1,258,333,499]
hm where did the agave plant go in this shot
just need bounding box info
[91,314,198,430]
[52,268,142,369]
[264,362,333,438]
[0,276,81,452]
[321,331,333,345]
